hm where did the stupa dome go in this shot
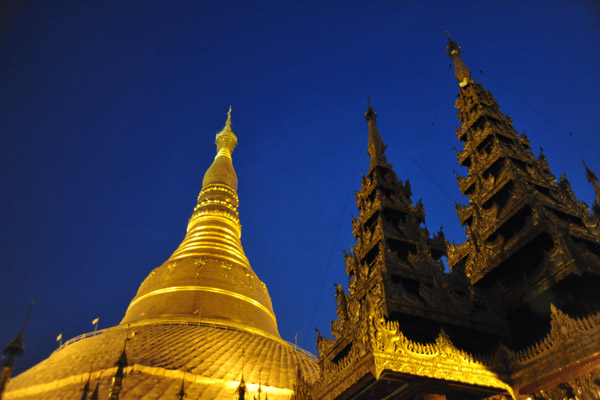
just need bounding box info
[3,109,318,399]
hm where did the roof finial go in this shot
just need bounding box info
[445,31,474,87]
[225,106,232,131]
[583,158,598,184]
[363,98,388,168]
[582,159,600,215]
[364,94,377,122]
[213,106,237,159]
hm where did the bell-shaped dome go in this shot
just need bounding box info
[3,109,317,400]
[121,108,279,338]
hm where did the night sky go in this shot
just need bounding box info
[1,1,599,374]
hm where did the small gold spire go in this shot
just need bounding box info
[583,158,598,184]
[582,159,600,211]
[364,99,388,168]
[365,94,377,122]
[215,106,238,159]
[224,105,233,131]
[199,107,239,190]
[445,31,474,87]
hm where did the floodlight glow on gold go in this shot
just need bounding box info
[127,286,277,323]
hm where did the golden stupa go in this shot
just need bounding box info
[3,109,319,400]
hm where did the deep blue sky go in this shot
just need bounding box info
[1,1,599,373]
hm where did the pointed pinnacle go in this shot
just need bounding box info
[445,32,473,87]
[364,97,377,122]
[445,31,461,57]
[225,106,232,131]
[582,158,598,183]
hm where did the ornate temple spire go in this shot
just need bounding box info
[445,37,600,352]
[0,301,33,399]
[364,99,389,168]
[583,159,600,215]
[121,108,280,339]
[445,31,474,87]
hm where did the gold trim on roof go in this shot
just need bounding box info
[2,365,295,399]
[127,286,277,323]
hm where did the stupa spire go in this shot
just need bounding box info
[121,108,280,339]
[445,31,474,87]
[364,98,388,168]
[203,106,238,189]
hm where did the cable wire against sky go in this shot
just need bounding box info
[414,63,452,190]
[469,63,600,159]
[302,140,363,348]
[377,122,458,204]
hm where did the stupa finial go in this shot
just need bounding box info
[214,106,238,159]
[198,107,240,190]
[445,31,474,87]
[224,105,233,131]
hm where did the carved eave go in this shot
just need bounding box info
[384,291,508,338]
[371,328,513,395]
[311,352,377,400]
[356,193,421,234]
[455,202,474,225]
[499,243,578,309]
[468,142,534,180]
[455,83,497,111]
[447,240,471,269]
[456,171,474,195]
[501,305,600,396]
[455,148,471,169]
[466,218,547,284]
[471,229,598,308]
[458,103,506,132]
[351,224,385,262]
[314,312,514,400]
[463,193,600,287]
[461,179,595,246]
